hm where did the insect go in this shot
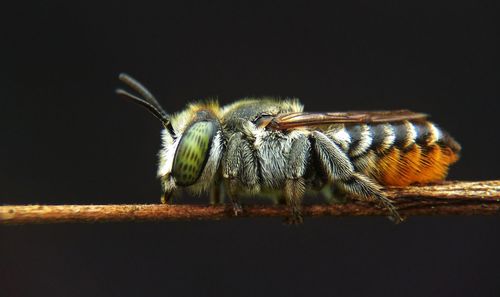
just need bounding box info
[116,73,461,223]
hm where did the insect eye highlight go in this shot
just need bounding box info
[172,121,216,186]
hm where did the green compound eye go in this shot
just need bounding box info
[172,121,216,186]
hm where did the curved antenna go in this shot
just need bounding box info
[116,88,169,124]
[115,73,171,125]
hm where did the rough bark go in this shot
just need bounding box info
[1,181,499,224]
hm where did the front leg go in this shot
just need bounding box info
[160,175,176,204]
[222,132,260,216]
[161,190,173,204]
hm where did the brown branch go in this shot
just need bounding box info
[1,180,499,224]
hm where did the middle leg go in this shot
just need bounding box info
[283,134,311,224]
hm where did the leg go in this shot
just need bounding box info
[161,190,173,204]
[222,132,260,215]
[160,176,175,204]
[284,134,310,224]
[225,178,243,215]
[209,182,225,205]
[335,172,401,222]
[284,178,306,224]
[311,131,402,222]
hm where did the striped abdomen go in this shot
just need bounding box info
[326,121,461,186]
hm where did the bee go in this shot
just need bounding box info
[116,73,461,223]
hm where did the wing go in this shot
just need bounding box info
[267,110,428,130]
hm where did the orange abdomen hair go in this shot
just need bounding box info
[345,120,461,187]
[377,144,460,186]
[374,121,460,186]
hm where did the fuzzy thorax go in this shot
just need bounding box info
[156,98,303,197]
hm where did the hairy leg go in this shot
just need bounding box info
[311,131,402,222]
[161,191,171,204]
[336,172,401,222]
[160,186,174,204]
[284,134,310,224]
[222,132,259,215]
[284,178,306,224]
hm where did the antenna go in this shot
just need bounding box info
[116,73,171,126]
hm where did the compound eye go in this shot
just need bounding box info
[172,121,216,186]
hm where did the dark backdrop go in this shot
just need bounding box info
[1,1,499,296]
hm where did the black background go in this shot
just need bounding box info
[1,1,499,296]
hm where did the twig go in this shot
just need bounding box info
[1,181,499,224]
